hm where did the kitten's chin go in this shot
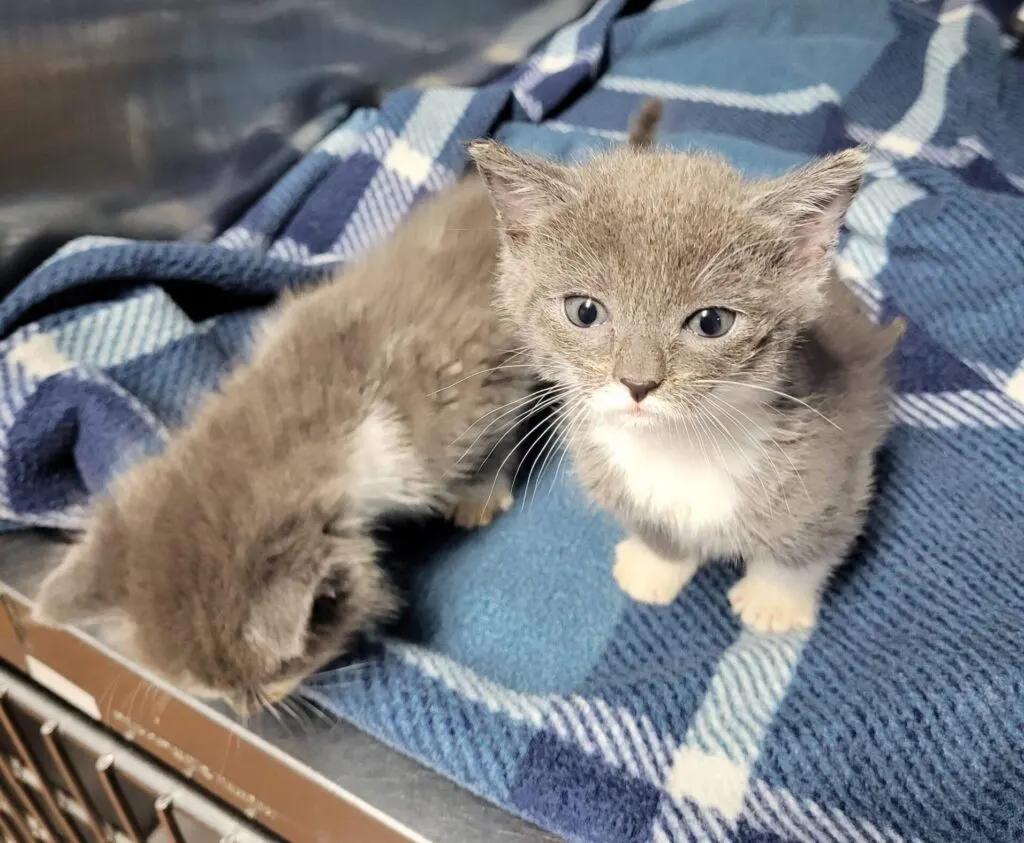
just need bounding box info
[615,407,671,432]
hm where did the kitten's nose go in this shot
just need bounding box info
[620,378,661,403]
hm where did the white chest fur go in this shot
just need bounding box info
[589,419,759,538]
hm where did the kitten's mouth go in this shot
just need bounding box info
[612,401,667,429]
[624,406,661,427]
[590,383,666,419]
[591,397,671,431]
[226,678,301,717]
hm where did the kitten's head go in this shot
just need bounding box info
[33,459,397,714]
[469,141,865,427]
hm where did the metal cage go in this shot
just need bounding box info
[0,587,420,843]
[0,663,274,843]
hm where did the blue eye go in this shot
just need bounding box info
[564,296,609,328]
[684,307,736,338]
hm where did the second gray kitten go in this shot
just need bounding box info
[470,139,903,633]
[33,176,535,712]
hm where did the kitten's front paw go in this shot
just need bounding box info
[449,485,514,529]
[613,538,698,605]
[728,574,818,634]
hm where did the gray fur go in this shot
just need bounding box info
[471,140,903,632]
[33,176,535,709]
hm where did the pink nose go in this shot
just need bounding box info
[620,379,661,403]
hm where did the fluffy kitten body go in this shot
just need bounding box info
[34,176,534,710]
[471,140,902,633]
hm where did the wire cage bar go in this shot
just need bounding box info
[0,664,275,843]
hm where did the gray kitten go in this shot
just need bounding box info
[470,139,903,633]
[33,175,535,712]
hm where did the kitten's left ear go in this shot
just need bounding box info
[753,147,867,271]
[244,578,316,662]
[242,525,392,665]
[468,140,575,242]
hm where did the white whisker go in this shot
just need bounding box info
[526,392,587,505]
[549,400,591,496]
[483,393,575,514]
[698,396,782,517]
[695,379,842,430]
[510,406,571,498]
[451,385,562,458]
[705,391,810,506]
[426,357,534,396]
[474,391,568,467]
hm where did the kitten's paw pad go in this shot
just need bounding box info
[613,538,697,605]
[450,488,514,529]
[728,576,818,634]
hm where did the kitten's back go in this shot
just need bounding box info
[33,175,527,704]
[252,176,516,466]
[795,274,903,427]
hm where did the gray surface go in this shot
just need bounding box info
[247,713,560,843]
[0,530,561,843]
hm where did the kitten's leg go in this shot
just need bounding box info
[449,447,516,529]
[614,537,700,605]
[728,556,834,634]
[450,475,514,529]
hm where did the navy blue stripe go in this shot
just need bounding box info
[436,82,514,175]
[286,150,382,254]
[0,244,320,338]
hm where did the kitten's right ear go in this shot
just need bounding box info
[33,508,126,627]
[468,140,574,242]
[34,538,123,628]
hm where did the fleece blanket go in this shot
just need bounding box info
[2,1,1024,840]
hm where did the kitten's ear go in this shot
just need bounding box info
[34,522,126,627]
[468,140,574,242]
[244,579,313,662]
[241,505,345,663]
[753,147,867,272]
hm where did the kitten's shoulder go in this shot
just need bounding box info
[814,271,904,366]
[789,271,903,417]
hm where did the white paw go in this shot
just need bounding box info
[728,574,819,634]
[450,486,514,529]
[613,538,698,605]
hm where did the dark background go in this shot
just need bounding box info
[0,0,587,291]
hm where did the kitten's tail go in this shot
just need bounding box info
[628,98,664,149]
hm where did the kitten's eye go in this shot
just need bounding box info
[684,307,736,338]
[564,296,609,328]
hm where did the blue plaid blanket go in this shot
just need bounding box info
[3,0,1024,840]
